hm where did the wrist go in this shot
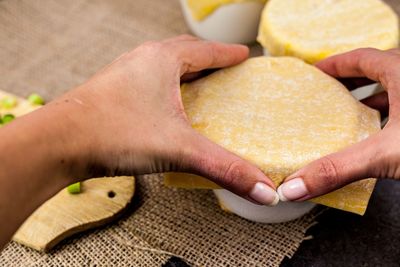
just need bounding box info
[1,111,79,188]
[40,92,97,183]
[8,91,97,186]
[0,93,93,242]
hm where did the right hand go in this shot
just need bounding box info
[277,48,400,202]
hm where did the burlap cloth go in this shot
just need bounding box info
[1,0,396,266]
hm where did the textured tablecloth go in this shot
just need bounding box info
[0,0,397,266]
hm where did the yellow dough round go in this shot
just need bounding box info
[258,0,399,63]
[165,57,380,215]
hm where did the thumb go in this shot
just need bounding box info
[277,134,382,202]
[180,130,279,206]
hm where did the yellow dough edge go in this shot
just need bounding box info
[311,101,381,215]
[164,76,381,216]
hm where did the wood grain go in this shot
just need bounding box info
[13,176,135,252]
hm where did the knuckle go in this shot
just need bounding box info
[372,139,397,178]
[354,48,378,64]
[387,48,400,55]
[317,156,340,190]
[134,41,165,56]
[140,40,160,49]
[356,48,378,72]
[382,64,400,90]
[354,47,378,56]
[221,160,247,189]
[131,41,181,67]
[206,44,218,65]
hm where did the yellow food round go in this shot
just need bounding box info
[258,0,399,63]
[165,57,380,215]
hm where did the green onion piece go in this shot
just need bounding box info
[67,182,81,194]
[2,114,15,124]
[27,93,45,105]
[0,97,18,109]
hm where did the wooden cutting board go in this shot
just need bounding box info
[13,176,135,252]
[0,90,135,251]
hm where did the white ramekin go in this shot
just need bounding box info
[208,48,315,223]
[214,189,316,223]
[180,0,265,44]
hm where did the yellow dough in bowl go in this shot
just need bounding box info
[258,0,399,63]
[165,57,381,215]
[187,0,267,20]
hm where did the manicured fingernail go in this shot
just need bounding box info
[249,182,279,206]
[277,178,308,201]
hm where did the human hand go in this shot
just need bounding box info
[277,48,400,202]
[54,35,278,205]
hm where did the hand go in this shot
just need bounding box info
[54,35,278,205]
[0,35,279,248]
[0,36,281,248]
[277,48,400,202]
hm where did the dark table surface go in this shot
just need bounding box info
[281,179,400,267]
[163,180,400,267]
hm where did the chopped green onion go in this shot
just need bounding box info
[67,182,81,194]
[0,97,18,109]
[2,114,15,124]
[27,93,45,105]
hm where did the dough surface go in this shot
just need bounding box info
[187,0,267,21]
[258,0,399,63]
[165,57,381,215]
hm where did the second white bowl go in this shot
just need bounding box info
[180,0,265,44]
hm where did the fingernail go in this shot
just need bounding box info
[249,182,279,206]
[277,178,309,201]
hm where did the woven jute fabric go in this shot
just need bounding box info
[1,175,322,266]
[3,0,398,266]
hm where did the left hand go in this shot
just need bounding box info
[0,35,279,249]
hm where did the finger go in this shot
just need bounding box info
[179,129,279,206]
[361,91,389,118]
[277,134,383,201]
[163,34,200,43]
[180,72,204,83]
[338,77,375,90]
[387,48,400,55]
[181,69,217,83]
[174,41,249,75]
[316,48,398,88]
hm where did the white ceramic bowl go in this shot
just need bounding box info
[214,189,316,223]
[209,48,314,223]
[180,0,265,44]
